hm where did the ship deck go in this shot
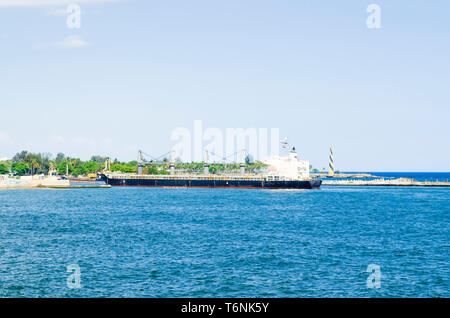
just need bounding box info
[105,174,309,182]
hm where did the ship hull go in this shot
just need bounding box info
[99,175,322,189]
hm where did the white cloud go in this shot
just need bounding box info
[53,35,89,48]
[35,35,89,49]
[0,0,119,6]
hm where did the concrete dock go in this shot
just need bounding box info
[0,175,111,189]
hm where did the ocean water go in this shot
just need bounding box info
[0,186,448,298]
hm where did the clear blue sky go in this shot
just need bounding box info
[1,0,449,171]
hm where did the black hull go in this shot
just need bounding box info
[99,174,322,189]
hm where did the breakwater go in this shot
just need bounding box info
[311,172,375,179]
[322,178,450,187]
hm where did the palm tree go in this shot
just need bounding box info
[30,159,40,175]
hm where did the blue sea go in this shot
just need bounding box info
[0,185,449,298]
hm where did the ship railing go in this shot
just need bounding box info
[108,173,308,181]
[108,174,270,181]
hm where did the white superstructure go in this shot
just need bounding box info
[264,147,310,181]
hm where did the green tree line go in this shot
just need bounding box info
[0,151,138,176]
[0,151,269,176]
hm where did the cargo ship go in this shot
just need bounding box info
[99,147,322,189]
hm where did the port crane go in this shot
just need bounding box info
[137,150,176,175]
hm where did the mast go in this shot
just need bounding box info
[280,137,288,156]
[203,150,210,175]
[169,150,175,175]
[137,150,144,175]
[240,149,246,175]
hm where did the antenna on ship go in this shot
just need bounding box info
[328,146,335,177]
[280,137,289,155]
